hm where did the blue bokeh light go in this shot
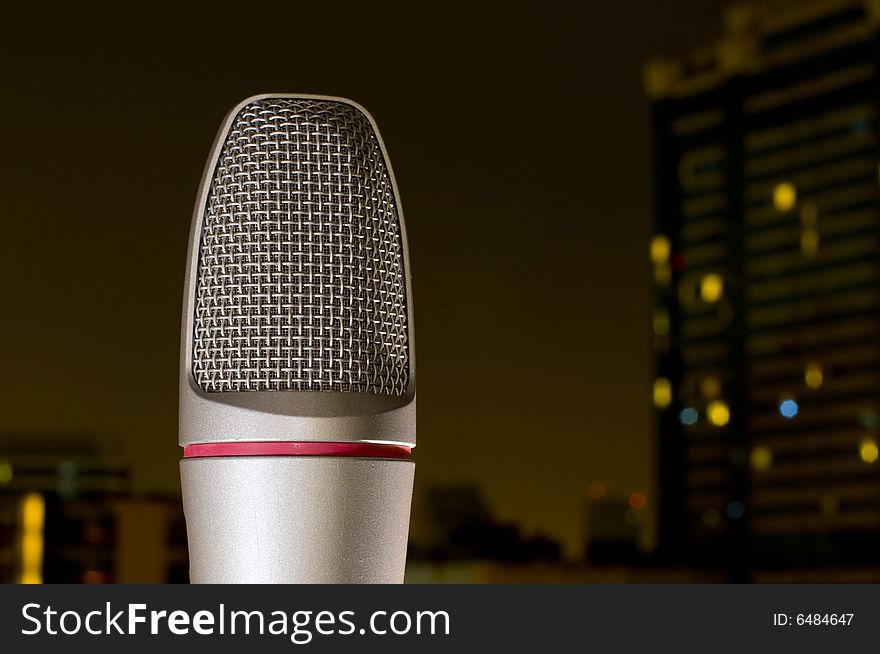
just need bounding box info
[778,399,799,419]
[679,407,699,426]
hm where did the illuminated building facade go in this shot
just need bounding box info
[0,436,187,583]
[646,0,880,579]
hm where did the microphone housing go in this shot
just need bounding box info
[179,95,416,583]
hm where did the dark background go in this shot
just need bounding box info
[0,1,729,560]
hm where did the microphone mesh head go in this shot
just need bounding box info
[191,98,409,395]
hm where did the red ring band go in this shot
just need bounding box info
[182,441,412,459]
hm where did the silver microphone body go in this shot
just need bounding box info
[181,456,414,583]
[179,95,416,583]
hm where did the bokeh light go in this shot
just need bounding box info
[653,378,672,409]
[707,399,730,427]
[700,273,723,303]
[628,492,647,509]
[779,398,799,419]
[679,407,698,426]
[773,182,796,212]
[650,235,671,265]
[859,437,879,464]
[804,362,823,389]
[20,493,45,585]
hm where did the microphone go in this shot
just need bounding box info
[179,95,416,583]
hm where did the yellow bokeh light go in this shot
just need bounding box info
[804,361,823,389]
[20,493,44,585]
[700,375,722,399]
[801,228,819,257]
[859,438,879,464]
[653,378,672,409]
[0,460,12,484]
[650,235,671,265]
[750,446,773,471]
[653,308,670,336]
[700,274,723,303]
[773,182,797,212]
[707,399,730,427]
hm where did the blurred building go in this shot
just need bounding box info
[584,495,643,564]
[411,486,561,563]
[646,0,880,579]
[0,435,187,583]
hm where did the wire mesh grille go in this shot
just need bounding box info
[191,98,409,394]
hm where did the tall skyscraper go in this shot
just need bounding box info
[646,0,880,580]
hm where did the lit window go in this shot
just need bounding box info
[749,446,773,471]
[804,362,823,389]
[707,399,730,427]
[650,235,671,265]
[773,182,796,212]
[700,273,723,303]
[653,378,672,409]
[859,437,879,464]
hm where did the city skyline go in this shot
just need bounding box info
[0,0,732,559]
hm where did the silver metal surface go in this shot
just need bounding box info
[181,456,415,583]
[193,99,408,395]
[179,95,416,446]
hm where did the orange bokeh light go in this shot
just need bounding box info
[628,491,647,509]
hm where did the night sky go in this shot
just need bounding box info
[0,1,728,556]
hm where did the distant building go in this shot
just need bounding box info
[646,0,880,578]
[0,435,187,583]
[413,486,561,563]
[584,496,643,564]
